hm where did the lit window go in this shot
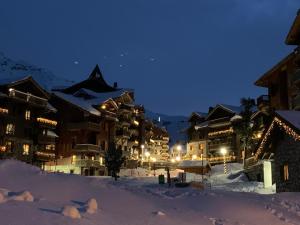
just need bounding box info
[283,164,289,181]
[23,144,30,155]
[5,141,12,152]
[6,124,15,135]
[25,110,31,120]
[45,144,55,151]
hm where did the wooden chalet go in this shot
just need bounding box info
[0,76,58,167]
[253,111,300,192]
[255,9,300,111]
[47,65,146,175]
[188,104,242,163]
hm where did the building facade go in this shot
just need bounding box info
[0,76,58,167]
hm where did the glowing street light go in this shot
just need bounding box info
[220,147,227,174]
[192,154,197,160]
[175,156,181,162]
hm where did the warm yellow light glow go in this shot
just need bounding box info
[37,117,57,126]
[0,107,8,114]
[208,128,234,137]
[171,158,176,163]
[175,156,181,161]
[192,154,197,160]
[257,133,262,138]
[145,152,150,157]
[141,144,145,149]
[133,120,139,126]
[220,147,227,155]
[176,145,182,151]
[100,157,103,165]
[101,104,106,109]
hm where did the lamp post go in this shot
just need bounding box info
[220,147,227,174]
[145,151,150,171]
[141,144,145,166]
[176,145,182,160]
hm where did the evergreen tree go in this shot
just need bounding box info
[104,143,125,181]
[232,98,256,164]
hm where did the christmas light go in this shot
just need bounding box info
[208,128,234,137]
[255,117,300,160]
[37,117,58,126]
[0,107,8,114]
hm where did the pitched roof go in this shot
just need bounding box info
[62,65,117,94]
[286,9,300,45]
[255,110,300,160]
[206,104,242,120]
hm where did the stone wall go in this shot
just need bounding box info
[275,134,300,192]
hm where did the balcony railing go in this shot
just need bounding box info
[74,159,102,168]
[73,144,103,154]
[66,122,101,131]
[38,134,56,144]
[9,88,48,107]
[257,95,269,108]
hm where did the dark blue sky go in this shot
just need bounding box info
[0,0,298,115]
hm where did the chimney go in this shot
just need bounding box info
[113,82,118,88]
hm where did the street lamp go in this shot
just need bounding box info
[141,145,145,165]
[145,151,150,171]
[220,147,227,174]
[192,154,197,160]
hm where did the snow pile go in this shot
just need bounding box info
[153,211,166,216]
[62,205,81,219]
[12,191,34,202]
[85,198,98,214]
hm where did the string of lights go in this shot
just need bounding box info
[255,117,300,160]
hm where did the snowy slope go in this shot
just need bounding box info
[1,160,300,225]
[145,109,189,146]
[0,52,74,90]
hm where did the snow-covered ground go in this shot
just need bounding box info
[0,160,300,225]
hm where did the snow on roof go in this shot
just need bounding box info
[178,160,211,168]
[53,91,101,116]
[276,110,300,130]
[46,102,57,112]
[47,130,59,138]
[218,104,243,114]
[75,88,130,104]
[0,74,31,86]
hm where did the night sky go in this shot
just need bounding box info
[0,0,298,116]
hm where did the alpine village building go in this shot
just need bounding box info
[0,76,58,168]
[186,105,242,164]
[0,65,170,176]
[252,9,300,192]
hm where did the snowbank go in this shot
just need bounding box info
[12,191,34,202]
[85,198,98,214]
[62,206,81,219]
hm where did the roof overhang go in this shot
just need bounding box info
[254,51,296,87]
[286,10,300,45]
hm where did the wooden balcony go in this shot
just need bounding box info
[116,130,130,139]
[73,144,104,154]
[9,88,48,107]
[38,135,56,144]
[257,95,270,110]
[66,122,101,131]
[74,159,102,168]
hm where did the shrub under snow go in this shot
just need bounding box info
[62,205,81,219]
[12,191,34,202]
[85,198,98,214]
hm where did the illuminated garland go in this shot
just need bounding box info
[36,151,55,158]
[208,128,234,137]
[255,117,300,160]
[0,108,8,114]
[37,117,58,126]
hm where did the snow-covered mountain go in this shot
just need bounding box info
[145,109,189,146]
[0,52,74,90]
[0,52,189,146]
